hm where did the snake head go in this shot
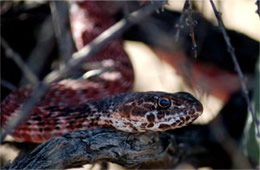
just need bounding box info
[113,91,203,132]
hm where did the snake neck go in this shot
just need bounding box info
[2,93,128,143]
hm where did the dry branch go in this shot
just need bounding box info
[3,128,168,169]
[4,123,249,169]
[50,1,75,65]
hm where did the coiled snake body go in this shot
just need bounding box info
[1,2,203,143]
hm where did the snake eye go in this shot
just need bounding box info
[158,98,171,109]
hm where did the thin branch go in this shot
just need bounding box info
[175,5,186,42]
[209,0,260,137]
[185,0,198,58]
[174,0,198,58]
[19,16,56,85]
[50,1,75,66]
[0,79,16,91]
[0,1,166,143]
[256,0,260,17]
[0,37,39,85]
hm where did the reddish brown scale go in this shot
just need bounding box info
[178,122,185,127]
[143,104,154,109]
[180,117,185,122]
[147,114,155,122]
[132,107,144,116]
[191,116,199,122]
[147,123,154,128]
[137,99,144,105]
[171,122,177,127]
[140,123,147,128]
[119,105,132,114]
[157,112,165,120]
[189,109,195,115]
[158,124,171,130]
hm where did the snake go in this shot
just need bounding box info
[0,1,203,143]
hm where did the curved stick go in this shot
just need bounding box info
[4,128,168,169]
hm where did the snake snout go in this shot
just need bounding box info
[175,91,203,114]
[193,101,203,116]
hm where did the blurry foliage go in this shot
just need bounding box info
[242,56,260,165]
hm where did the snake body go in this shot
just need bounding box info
[1,91,202,143]
[0,2,203,143]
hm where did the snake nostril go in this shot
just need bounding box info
[195,102,203,113]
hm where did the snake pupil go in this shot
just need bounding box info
[158,98,171,108]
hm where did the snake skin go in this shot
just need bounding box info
[0,2,203,143]
[1,91,202,143]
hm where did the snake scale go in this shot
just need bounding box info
[0,1,203,143]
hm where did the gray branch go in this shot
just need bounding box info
[3,122,252,169]
[3,129,168,169]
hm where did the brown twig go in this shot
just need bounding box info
[174,4,186,42]
[0,0,166,143]
[209,0,260,137]
[185,0,198,58]
[175,0,198,58]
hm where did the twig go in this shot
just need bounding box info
[50,1,75,66]
[175,1,197,53]
[256,0,260,17]
[174,0,198,58]
[19,16,56,85]
[175,4,186,42]
[0,79,16,91]
[0,1,166,143]
[0,37,39,85]
[209,0,260,137]
[185,0,198,58]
